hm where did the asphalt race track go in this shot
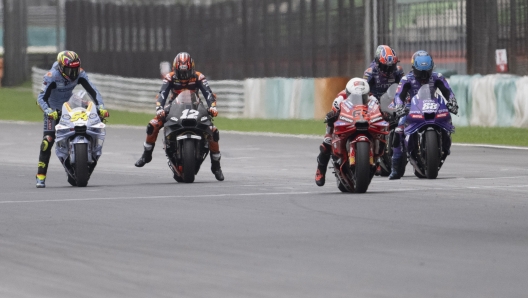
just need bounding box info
[1,121,528,298]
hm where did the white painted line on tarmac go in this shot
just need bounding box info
[3,182,528,205]
[452,143,528,150]
[0,191,315,204]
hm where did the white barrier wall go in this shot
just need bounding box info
[449,74,528,128]
[32,67,245,118]
[32,67,528,127]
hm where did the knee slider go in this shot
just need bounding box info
[213,129,220,142]
[41,135,54,152]
[146,123,155,135]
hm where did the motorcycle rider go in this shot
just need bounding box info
[134,52,224,181]
[364,45,404,100]
[315,77,374,186]
[389,50,459,180]
[35,50,109,188]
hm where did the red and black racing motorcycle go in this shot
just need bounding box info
[331,92,390,193]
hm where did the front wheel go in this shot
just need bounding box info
[182,140,196,183]
[424,130,440,179]
[354,142,371,193]
[74,143,89,187]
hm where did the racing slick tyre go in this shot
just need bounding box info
[74,143,89,187]
[425,130,440,179]
[182,140,196,183]
[354,142,371,193]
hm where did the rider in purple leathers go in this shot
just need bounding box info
[389,50,459,180]
[363,45,405,100]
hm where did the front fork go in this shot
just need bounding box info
[348,137,374,167]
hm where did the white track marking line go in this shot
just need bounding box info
[0,192,314,204]
[3,183,528,205]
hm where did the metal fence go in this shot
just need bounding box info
[392,0,467,74]
[467,0,528,75]
[65,0,367,80]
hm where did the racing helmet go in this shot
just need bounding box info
[374,45,398,76]
[345,78,370,102]
[411,50,434,83]
[173,52,195,81]
[57,51,81,81]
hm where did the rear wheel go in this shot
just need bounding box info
[67,174,77,186]
[74,143,89,187]
[425,130,440,179]
[379,155,391,177]
[336,178,349,192]
[182,140,196,183]
[354,142,371,193]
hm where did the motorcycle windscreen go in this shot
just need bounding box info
[67,91,93,109]
[379,84,399,113]
[174,90,199,105]
[415,84,434,101]
[346,93,369,106]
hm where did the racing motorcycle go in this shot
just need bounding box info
[377,84,407,177]
[54,91,106,187]
[331,92,389,193]
[404,85,455,179]
[163,90,214,183]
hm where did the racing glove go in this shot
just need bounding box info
[156,106,165,118]
[208,107,218,117]
[447,99,459,115]
[324,110,338,125]
[395,105,409,118]
[98,105,109,119]
[45,108,59,120]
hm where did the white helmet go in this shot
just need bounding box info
[345,78,370,97]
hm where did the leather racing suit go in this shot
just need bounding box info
[36,62,105,179]
[389,71,457,179]
[135,70,224,181]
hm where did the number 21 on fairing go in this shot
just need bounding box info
[181,109,199,119]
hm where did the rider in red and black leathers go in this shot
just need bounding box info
[135,52,224,181]
[315,45,403,186]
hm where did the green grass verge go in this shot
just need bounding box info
[2,82,527,147]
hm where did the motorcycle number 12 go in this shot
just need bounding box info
[181,109,199,119]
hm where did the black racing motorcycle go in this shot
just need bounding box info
[163,91,214,183]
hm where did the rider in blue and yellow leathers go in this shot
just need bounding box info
[35,51,109,188]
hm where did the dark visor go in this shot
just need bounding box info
[379,64,396,74]
[64,66,79,80]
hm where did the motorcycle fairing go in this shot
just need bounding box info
[404,85,455,136]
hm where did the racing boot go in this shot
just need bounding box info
[135,142,155,167]
[315,143,331,187]
[36,174,46,188]
[388,157,401,180]
[210,152,224,181]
